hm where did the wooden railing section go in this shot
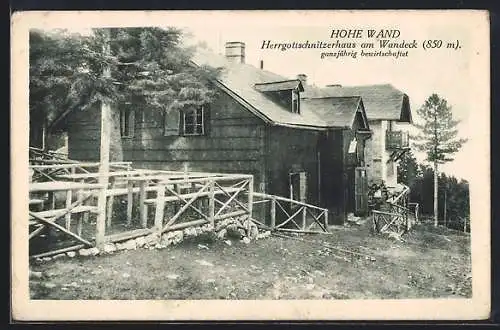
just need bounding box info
[252,193,329,234]
[28,162,255,257]
[29,181,104,258]
[372,185,419,236]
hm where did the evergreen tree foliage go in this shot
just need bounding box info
[412,94,467,226]
[29,27,221,147]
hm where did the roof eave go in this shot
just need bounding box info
[271,121,328,131]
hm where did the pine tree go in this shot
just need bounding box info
[412,94,467,227]
[397,150,421,186]
[29,29,100,148]
[29,27,221,149]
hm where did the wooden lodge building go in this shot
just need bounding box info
[59,41,413,224]
[302,84,413,189]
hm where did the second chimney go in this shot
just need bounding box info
[225,41,245,64]
[296,74,307,85]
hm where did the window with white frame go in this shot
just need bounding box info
[182,106,205,136]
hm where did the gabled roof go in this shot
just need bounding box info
[191,50,328,130]
[254,80,304,93]
[302,83,412,123]
[301,96,369,129]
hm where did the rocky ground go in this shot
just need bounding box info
[29,221,472,300]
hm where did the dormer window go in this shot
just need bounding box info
[254,79,304,115]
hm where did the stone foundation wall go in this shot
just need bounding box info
[33,215,271,263]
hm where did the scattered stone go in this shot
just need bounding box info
[206,279,216,283]
[66,281,79,288]
[184,227,196,238]
[195,259,214,267]
[43,282,57,289]
[88,247,100,256]
[170,231,184,244]
[66,251,76,258]
[201,224,214,232]
[122,239,137,250]
[160,233,172,246]
[42,257,52,262]
[52,253,66,260]
[135,236,146,248]
[195,227,203,236]
[257,230,272,239]
[79,249,91,257]
[166,274,180,280]
[241,237,251,244]
[122,273,131,278]
[248,224,259,240]
[144,233,159,245]
[155,243,166,249]
[198,244,210,250]
[103,243,117,254]
[115,243,125,251]
[224,240,232,246]
[216,229,227,240]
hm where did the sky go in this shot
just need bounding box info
[38,11,489,181]
[170,13,487,182]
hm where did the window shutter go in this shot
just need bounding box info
[203,105,211,136]
[164,110,180,136]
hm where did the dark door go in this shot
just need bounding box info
[289,172,307,205]
[354,167,368,216]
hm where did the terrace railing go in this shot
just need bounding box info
[372,184,419,236]
[252,193,329,234]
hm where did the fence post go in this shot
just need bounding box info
[301,206,307,230]
[139,180,147,228]
[209,179,215,228]
[106,177,116,228]
[247,176,254,233]
[126,180,134,225]
[154,184,165,238]
[270,198,276,230]
[323,209,328,229]
[65,189,72,230]
[96,185,107,249]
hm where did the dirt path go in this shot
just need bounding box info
[29,223,471,300]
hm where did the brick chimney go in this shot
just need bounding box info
[225,41,245,64]
[296,74,307,85]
